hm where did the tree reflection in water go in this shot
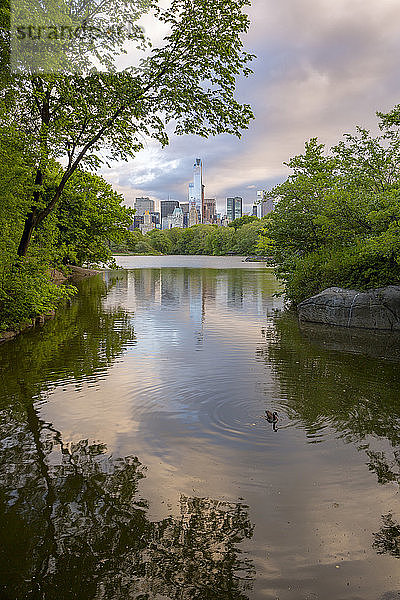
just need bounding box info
[373,514,400,558]
[0,417,254,599]
[261,311,400,561]
[0,275,254,600]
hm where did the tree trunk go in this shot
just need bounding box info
[16,167,44,257]
[17,211,38,257]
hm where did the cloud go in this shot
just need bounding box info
[101,0,400,214]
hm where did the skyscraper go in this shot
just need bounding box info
[226,197,242,221]
[161,200,179,222]
[188,158,203,223]
[261,197,274,216]
[134,197,154,216]
[140,210,155,235]
[203,198,216,223]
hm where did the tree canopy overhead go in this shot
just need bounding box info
[2,0,254,256]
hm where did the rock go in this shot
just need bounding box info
[298,286,400,330]
[49,268,67,283]
[0,330,17,342]
[66,265,100,279]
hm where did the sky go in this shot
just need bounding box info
[101,0,400,214]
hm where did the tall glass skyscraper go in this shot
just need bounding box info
[226,197,242,222]
[188,158,203,223]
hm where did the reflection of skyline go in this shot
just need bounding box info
[2,267,400,599]
[123,267,278,319]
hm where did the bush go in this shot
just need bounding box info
[0,258,76,331]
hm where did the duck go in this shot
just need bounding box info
[265,410,279,424]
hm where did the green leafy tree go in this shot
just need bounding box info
[232,220,264,255]
[2,0,254,257]
[263,117,400,303]
[145,228,173,254]
[228,214,258,230]
[56,170,134,266]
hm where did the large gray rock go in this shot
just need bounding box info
[298,286,400,330]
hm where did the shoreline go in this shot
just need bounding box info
[0,265,102,344]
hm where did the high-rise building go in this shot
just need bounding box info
[134,197,154,216]
[163,206,184,229]
[188,158,204,223]
[150,212,160,227]
[252,205,258,216]
[180,202,190,228]
[140,210,155,235]
[226,197,242,222]
[161,200,179,223]
[188,205,199,227]
[261,197,274,216]
[203,198,216,223]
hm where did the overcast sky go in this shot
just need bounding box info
[101,0,400,214]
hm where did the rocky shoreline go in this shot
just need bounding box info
[298,285,400,331]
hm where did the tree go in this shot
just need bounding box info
[263,117,400,303]
[56,169,134,266]
[145,228,173,254]
[228,215,258,230]
[232,220,264,255]
[2,0,254,257]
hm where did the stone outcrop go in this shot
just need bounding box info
[66,265,100,279]
[298,286,400,330]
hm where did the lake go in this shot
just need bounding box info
[0,255,400,600]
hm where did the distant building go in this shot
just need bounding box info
[221,215,229,227]
[226,197,242,222]
[150,212,160,227]
[140,210,155,235]
[203,198,216,223]
[163,206,184,229]
[180,202,189,214]
[188,204,199,227]
[161,200,179,223]
[252,205,258,216]
[261,197,274,217]
[188,159,204,223]
[134,197,154,216]
[180,202,190,228]
[130,215,144,230]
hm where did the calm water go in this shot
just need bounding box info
[1,255,400,600]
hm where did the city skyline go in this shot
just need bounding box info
[132,159,254,220]
[100,0,400,216]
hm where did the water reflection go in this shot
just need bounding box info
[374,514,400,558]
[0,275,136,405]
[0,272,255,600]
[263,312,400,477]
[2,262,400,599]
[0,412,254,600]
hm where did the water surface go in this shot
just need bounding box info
[1,255,400,600]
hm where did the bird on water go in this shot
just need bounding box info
[265,410,279,424]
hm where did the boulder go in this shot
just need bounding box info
[297,286,400,330]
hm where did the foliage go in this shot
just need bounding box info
[0,0,255,327]
[123,220,264,256]
[0,257,75,331]
[56,169,134,266]
[228,215,258,229]
[1,0,254,257]
[262,117,400,304]
[0,129,133,328]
